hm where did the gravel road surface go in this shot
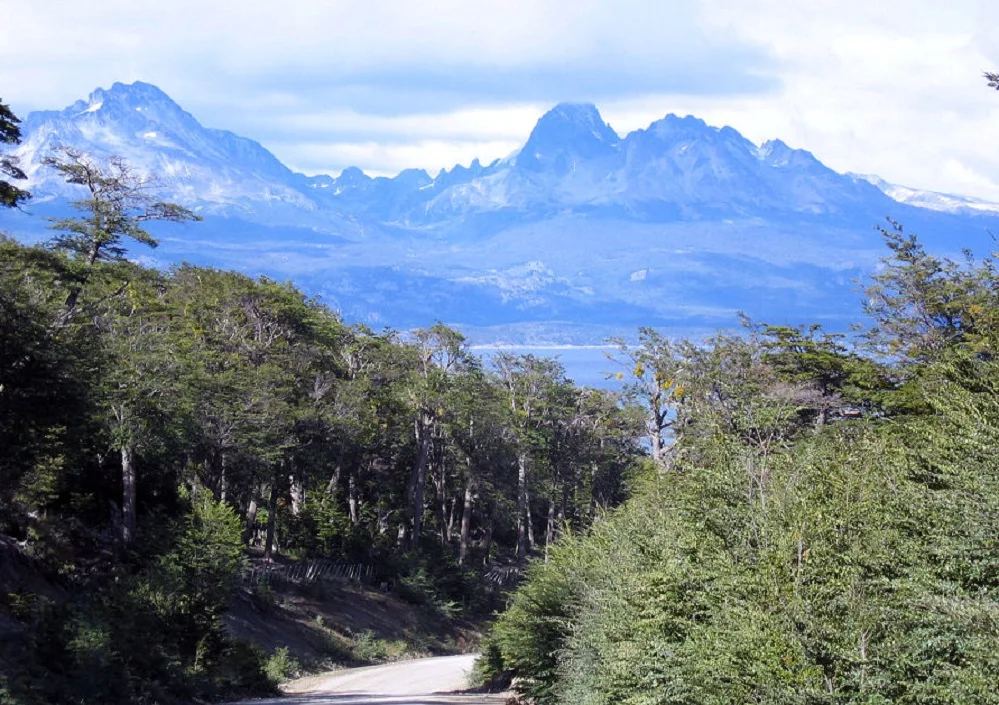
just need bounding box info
[240,654,508,705]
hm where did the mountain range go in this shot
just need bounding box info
[7,81,999,343]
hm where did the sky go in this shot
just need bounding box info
[2,0,998,200]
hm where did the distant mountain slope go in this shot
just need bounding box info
[19,82,302,204]
[9,82,999,343]
[13,82,373,235]
[850,173,999,215]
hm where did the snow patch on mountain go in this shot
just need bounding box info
[850,173,999,215]
[14,82,318,215]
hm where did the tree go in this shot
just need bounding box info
[864,219,999,364]
[0,238,97,535]
[43,147,201,318]
[494,354,573,563]
[609,328,687,470]
[96,268,188,547]
[986,71,999,91]
[402,323,471,549]
[0,97,29,208]
[36,149,202,544]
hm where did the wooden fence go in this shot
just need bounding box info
[483,564,523,589]
[240,558,374,589]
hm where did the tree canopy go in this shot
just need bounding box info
[480,223,999,704]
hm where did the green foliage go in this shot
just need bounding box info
[1,213,639,702]
[0,496,265,704]
[395,562,470,619]
[250,580,278,612]
[484,224,999,704]
[147,495,247,631]
[480,541,583,701]
[263,646,300,684]
[864,218,999,363]
[490,411,999,704]
[0,97,29,208]
[352,630,389,662]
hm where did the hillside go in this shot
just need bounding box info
[0,538,481,692]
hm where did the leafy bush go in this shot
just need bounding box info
[352,630,388,662]
[263,646,300,684]
[486,400,999,704]
[0,497,271,704]
[250,581,278,611]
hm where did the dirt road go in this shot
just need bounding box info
[243,654,508,705]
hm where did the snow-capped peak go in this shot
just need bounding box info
[16,81,310,213]
[755,139,824,170]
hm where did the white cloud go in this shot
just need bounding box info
[1,0,771,109]
[280,139,523,177]
[681,0,999,199]
[2,0,998,200]
[259,105,546,143]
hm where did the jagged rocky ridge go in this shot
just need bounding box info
[9,82,999,343]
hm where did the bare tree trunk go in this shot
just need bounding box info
[219,451,228,504]
[526,492,535,551]
[290,473,304,517]
[244,494,259,545]
[649,399,671,472]
[409,415,432,549]
[63,287,82,320]
[650,426,664,465]
[589,461,602,509]
[482,514,494,567]
[325,464,342,500]
[348,472,360,525]
[545,498,556,553]
[433,451,449,545]
[121,444,136,545]
[446,496,457,542]
[264,471,279,560]
[516,452,529,562]
[458,479,474,566]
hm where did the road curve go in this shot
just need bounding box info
[241,653,507,705]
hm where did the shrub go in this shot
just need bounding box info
[352,630,388,662]
[263,646,300,684]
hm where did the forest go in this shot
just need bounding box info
[0,135,642,703]
[4,92,999,705]
[0,237,645,702]
[479,223,999,703]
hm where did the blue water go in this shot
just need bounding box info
[471,346,627,390]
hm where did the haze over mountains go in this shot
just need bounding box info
[9,81,999,343]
